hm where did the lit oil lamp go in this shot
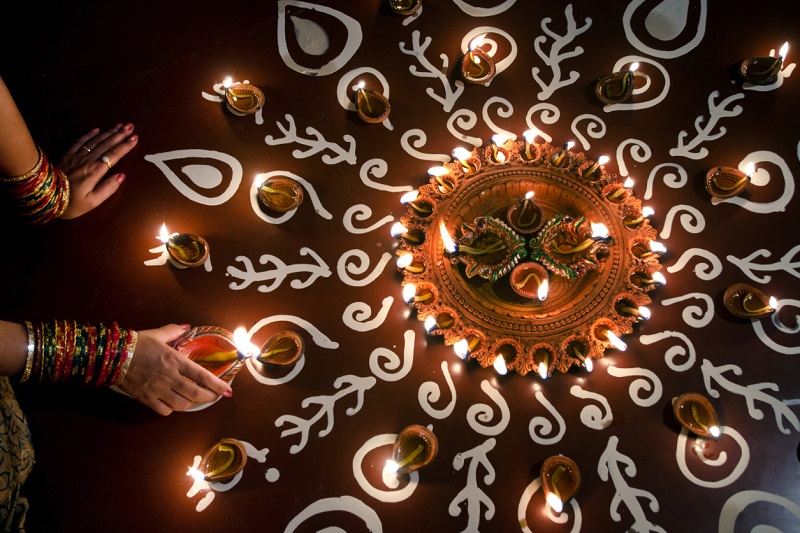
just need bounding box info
[633,270,666,287]
[705,162,754,199]
[507,191,544,234]
[571,344,593,372]
[257,330,304,367]
[582,155,609,180]
[386,425,438,474]
[598,328,627,351]
[490,134,511,163]
[201,438,247,482]
[537,352,550,380]
[223,77,265,115]
[522,129,541,160]
[452,147,478,173]
[391,222,423,244]
[396,253,425,273]
[255,174,304,212]
[673,393,721,438]
[400,190,433,216]
[596,62,638,104]
[510,262,549,301]
[723,283,778,319]
[424,313,454,333]
[541,456,581,514]
[461,33,496,84]
[551,141,574,167]
[454,335,480,359]
[493,354,508,375]
[402,283,433,304]
[428,166,455,192]
[355,81,391,124]
[159,223,209,269]
[740,42,789,85]
[618,304,651,321]
[169,326,253,386]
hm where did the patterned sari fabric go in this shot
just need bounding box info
[0,378,34,532]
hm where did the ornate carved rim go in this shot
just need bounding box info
[395,139,662,376]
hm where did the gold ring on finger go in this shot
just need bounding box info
[101,156,113,169]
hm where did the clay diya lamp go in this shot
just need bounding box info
[224,80,265,114]
[396,253,426,274]
[388,425,438,474]
[705,166,750,199]
[673,393,721,438]
[551,141,574,167]
[739,42,788,85]
[541,455,581,513]
[723,283,777,319]
[201,438,247,482]
[510,262,549,301]
[595,62,637,104]
[257,331,304,367]
[169,326,248,385]
[387,0,421,16]
[257,177,304,212]
[461,43,495,84]
[355,83,391,124]
[440,217,527,282]
[506,192,544,234]
[581,155,610,181]
[165,233,209,269]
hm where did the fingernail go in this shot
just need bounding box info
[116,174,126,184]
[124,123,134,132]
[92,127,100,133]
[128,135,138,143]
[180,323,191,330]
[114,123,123,130]
[223,389,233,398]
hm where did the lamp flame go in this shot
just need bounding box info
[402,284,417,303]
[469,33,487,51]
[158,223,170,243]
[623,177,634,189]
[537,361,548,379]
[454,339,469,359]
[524,191,535,200]
[546,492,564,513]
[424,316,437,333]
[779,41,789,60]
[427,166,449,177]
[744,162,755,177]
[385,460,400,475]
[642,206,655,217]
[652,271,667,285]
[390,222,408,238]
[709,426,721,438]
[254,173,268,187]
[591,223,610,239]
[523,129,540,143]
[400,191,419,204]
[493,355,508,375]
[629,62,639,72]
[606,330,628,351]
[439,222,458,253]
[638,306,652,320]
[649,241,667,254]
[538,278,549,301]
[584,357,594,372]
[452,147,473,162]
[396,254,413,269]
[564,141,575,150]
[223,77,233,89]
[769,296,778,310]
[233,327,258,358]
[491,134,511,146]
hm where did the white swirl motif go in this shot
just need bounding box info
[466,380,510,436]
[644,163,688,200]
[675,426,749,488]
[452,0,518,17]
[667,248,723,280]
[447,109,482,147]
[460,27,518,78]
[369,329,415,382]
[753,298,800,355]
[661,293,714,328]
[569,385,613,429]
[623,0,707,59]
[607,366,662,407]
[343,205,394,235]
[144,149,242,206]
[719,490,800,532]
[338,69,394,130]
[482,97,516,140]
[337,250,393,287]
[249,171,333,224]
[400,129,451,163]
[524,103,560,143]
[602,57,670,113]
[615,138,651,177]
[528,390,566,445]
[518,477,582,533]
[712,151,795,214]
[343,296,394,333]
[418,361,457,419]
[277,1,362,76]
[639,331,696,372]
[359,158,413,193]
[353,433,419,502]
[285,496,382,532]
[660,204,705,239]
[570,114,606,150]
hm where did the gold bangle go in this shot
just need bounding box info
[2,145,44,183]
[20,321,35,383]
[116,330,138,385]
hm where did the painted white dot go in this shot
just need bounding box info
[265,468,280,482]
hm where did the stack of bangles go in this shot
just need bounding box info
[18,320,137,387]
[1,145,70,225]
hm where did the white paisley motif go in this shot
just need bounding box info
[661,293,714,328]
[644,163,688,200]
[667,248,723,280]
[466,380,510,436]
[570,114,606,150]
[528,390,566,445]
[570,385,612,429]
[418,361,457,419]
[712,151,795,213]
[369,329,415,382]
[607,366,662,407]
[343,296,394,332]
[337,250,393,287]
[639,331,696,372]
[343,205,394,235]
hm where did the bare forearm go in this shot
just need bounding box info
[0,76,39,176]
[0,320,27,377]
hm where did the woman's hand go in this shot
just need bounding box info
[118,324,233,416]
[58,123,139,219]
